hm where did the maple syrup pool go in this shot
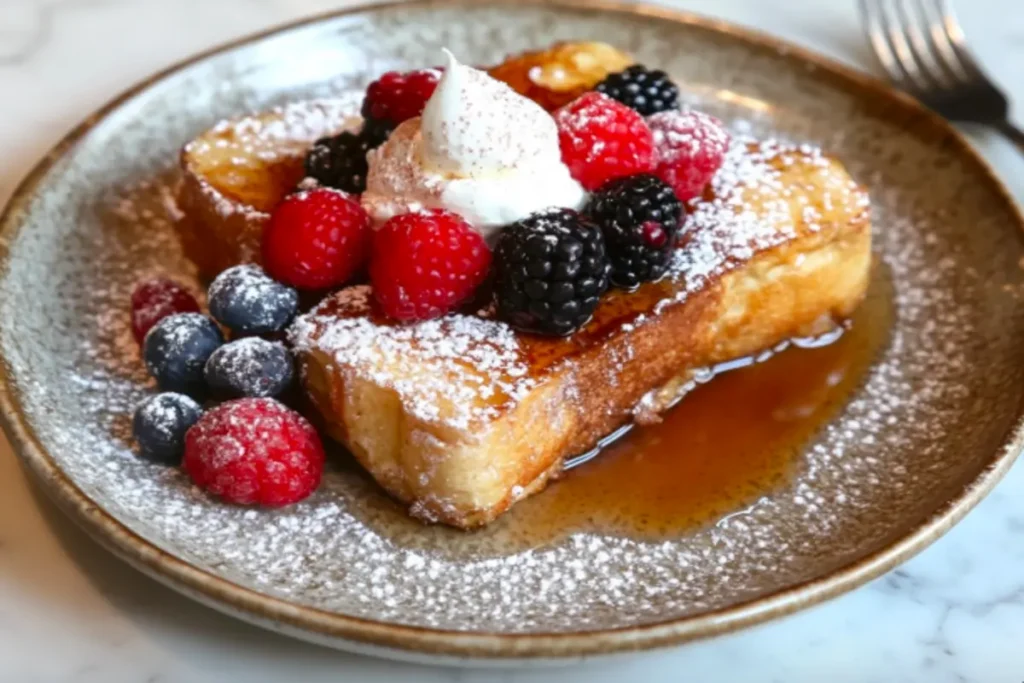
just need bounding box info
[338,264,892,546]
[495,263,894,541]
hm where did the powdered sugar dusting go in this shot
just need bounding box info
[4,45,1024,639]
[290,286,536,430]
[184,95,364,160]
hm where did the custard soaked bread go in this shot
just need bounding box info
[290,141,872,528]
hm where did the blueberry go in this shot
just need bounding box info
[143,313,224,396]
[203,337,294,398]
[208,264,299,335]
[132,392,203,464]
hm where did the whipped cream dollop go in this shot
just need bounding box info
[360,50,586,242]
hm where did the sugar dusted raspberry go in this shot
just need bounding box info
[553,91,655,191]
[647,109,730,201]
[130,278,200,344]
[370,210,492,321]
[262,188,372,290]
[183,398,324,507]
[362,69,441,126]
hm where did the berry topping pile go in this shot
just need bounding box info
[595,64,680,116]
[208,264,299,334]
[647,108,730,201]
[554,91,655,191]
[130,264,319,505]
[494,209,610,335]
[370,210,492,321]
[130,278,200,343]
[586,174,683,289]
[262,188,372,290]
[132,392,203,465]
[184,398,324,507]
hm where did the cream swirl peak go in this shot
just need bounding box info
[361,50,586,242]
[420,49,558,177]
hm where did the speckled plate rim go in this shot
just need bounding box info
[2,0,1024,664]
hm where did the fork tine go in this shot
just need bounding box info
[878,0,937,91]
[937,0,990,78]
[898,0,956,89]
[919,0,975,84]
[859,0,912,88]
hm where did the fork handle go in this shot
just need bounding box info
[997,121,1024,152]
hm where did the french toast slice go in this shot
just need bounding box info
[176,99,360,278]
[290,140,872,528]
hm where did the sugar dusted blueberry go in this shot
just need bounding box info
[143,313,224,396]
[204,337,294,398]
[132,392,203,464]
[208,264,299,335]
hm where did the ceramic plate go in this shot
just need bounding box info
[2,0,1024,665]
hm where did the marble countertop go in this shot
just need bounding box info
[2,0,1024,681]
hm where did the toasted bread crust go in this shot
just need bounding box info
[291,142,872,528]
[176,99,359,278]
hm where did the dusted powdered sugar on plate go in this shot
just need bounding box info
[3,2,1024,643]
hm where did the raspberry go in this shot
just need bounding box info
[554,92,655,191]
[262,188,372,290]
[183,398,324,507]
[595,64,680,116]
[362,69,441,126]
[370,210,491,321]
[586,174,683,289]
[130,278,200,344]
[493,209,611,336]
[647,109,730,202]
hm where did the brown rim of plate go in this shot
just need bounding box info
[1,0,1023,661]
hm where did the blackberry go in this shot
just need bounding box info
[361,117,395,149]
[143,313,224,397]
[304,131,372,194]
[208,264,299,335]
[304,119,395,194]
[204,338,294,399]
[494,209,611,336]
[595,64,680,116]
[586,174,683,289]
[132,392,203,465]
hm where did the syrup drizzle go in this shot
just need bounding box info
[494,263,893,543]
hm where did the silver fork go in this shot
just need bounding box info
[858,0,1024,149]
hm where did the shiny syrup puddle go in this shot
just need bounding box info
[342,266,893,550]
[490,264,894,543]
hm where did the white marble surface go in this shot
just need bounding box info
[1,0,1024,680]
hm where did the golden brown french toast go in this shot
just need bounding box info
[289,141,872,528]
[176,99,359,278]
[488,42,634,111]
